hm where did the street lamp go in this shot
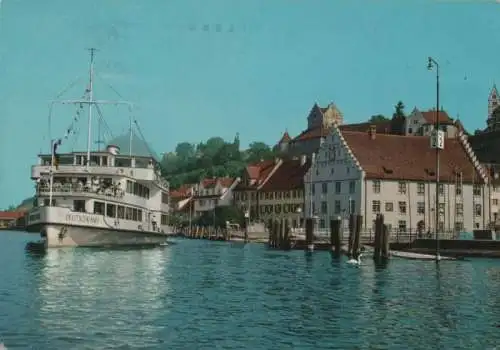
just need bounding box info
[427,56,442,263]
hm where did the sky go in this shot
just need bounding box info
[0,0,499,208]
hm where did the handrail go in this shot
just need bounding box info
[37,184,125,199]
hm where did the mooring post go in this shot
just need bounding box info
[330,217,342,256]
[273,219,280,248]
[382,224,390,260]
[305,217,314,252]
[353,214,363,258]
[283,219,290,250]
[267,219,273,247]
[348,214,355,257]
[373,214,382,261]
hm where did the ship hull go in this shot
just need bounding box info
[38,224,169,248]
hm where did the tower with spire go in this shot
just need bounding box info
[487,84,500,131]
[488,84,499,119]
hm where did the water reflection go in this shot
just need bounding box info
[36,246,171,348]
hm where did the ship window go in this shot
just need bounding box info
[133,182,139,196]
[101,156,108,166]
[137,210,142,222]
[94,201,105,215]
[106,204,116,218]
[117,206,125,219]
[132,208,138,221]
[74,200,86,213]
[125,207,133,220]
[126,180,133,193]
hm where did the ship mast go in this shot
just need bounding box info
[86,48,96,168]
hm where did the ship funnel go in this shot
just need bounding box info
[107,145,120,155]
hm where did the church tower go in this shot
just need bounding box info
[488,84,499,119]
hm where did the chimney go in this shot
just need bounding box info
[369,124,376,140]
[300,154,307,166]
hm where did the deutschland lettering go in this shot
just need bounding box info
[65,214,100,225]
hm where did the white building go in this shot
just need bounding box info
[304,124,492,235]
[405,107,462,138]
[192,177,240,216]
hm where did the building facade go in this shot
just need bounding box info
[405,108,461,138]
[304,124,492,234]
[192,177,240,216]
[233,158,310,228]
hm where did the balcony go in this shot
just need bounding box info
[37,183,125,201]
[31,164,157,182]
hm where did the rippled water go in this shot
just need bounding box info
[1,231,500,349]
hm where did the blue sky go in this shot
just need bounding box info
[1,0,499,208]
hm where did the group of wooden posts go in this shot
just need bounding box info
[267,213,391,261]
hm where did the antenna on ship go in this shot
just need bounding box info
[86,47,97,168]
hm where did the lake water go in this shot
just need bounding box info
[0,231,499,349]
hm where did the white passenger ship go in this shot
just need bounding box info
[26,49,174,248]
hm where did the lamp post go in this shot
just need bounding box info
[427,56,442,263]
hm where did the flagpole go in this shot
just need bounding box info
[49,139,55,206]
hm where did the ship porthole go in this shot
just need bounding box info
[40,229,47,238]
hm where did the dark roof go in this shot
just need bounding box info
[341,131,484,183]
[468,130,500,164]
[421,110,453,124]
[260,159,311,191]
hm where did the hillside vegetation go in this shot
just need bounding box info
[160,135,279,188]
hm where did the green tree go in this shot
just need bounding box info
[393,101,406,119]
[369,114,389,123]
[160,135,276,189]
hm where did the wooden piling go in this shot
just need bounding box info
[330,217,342,256]
[273,219,280,248]
[348,214,356,257]
[382,224,390,259]
[353,214,363,258]
[267,219,274,247]
[373,214,382,260]
[283,219,290,250]
[305,218,314,252]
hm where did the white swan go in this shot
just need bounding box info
[347,253,362,265]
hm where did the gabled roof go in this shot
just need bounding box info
[340,131,484,183]
[170,184,194,199]
[235,160,277,190]
[200,177,235,189]
[260,159,311,191]
[420,110,453,124]
[278,131,291,144]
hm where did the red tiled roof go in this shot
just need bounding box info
[170,184,194,199]
[339,121,393,134]
[293,127,330,142]
[260,159,311,191]
[200,177,235,189]
[218,177,235,188]
[421,110,452,124]
[341,131,483,183]
[0,211,26,220]
[234,160,276,191]
[201,178,218,188]
[293,121,398,142]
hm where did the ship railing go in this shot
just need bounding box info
[37,184,125,199]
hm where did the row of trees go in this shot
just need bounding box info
[160,134,280,189]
